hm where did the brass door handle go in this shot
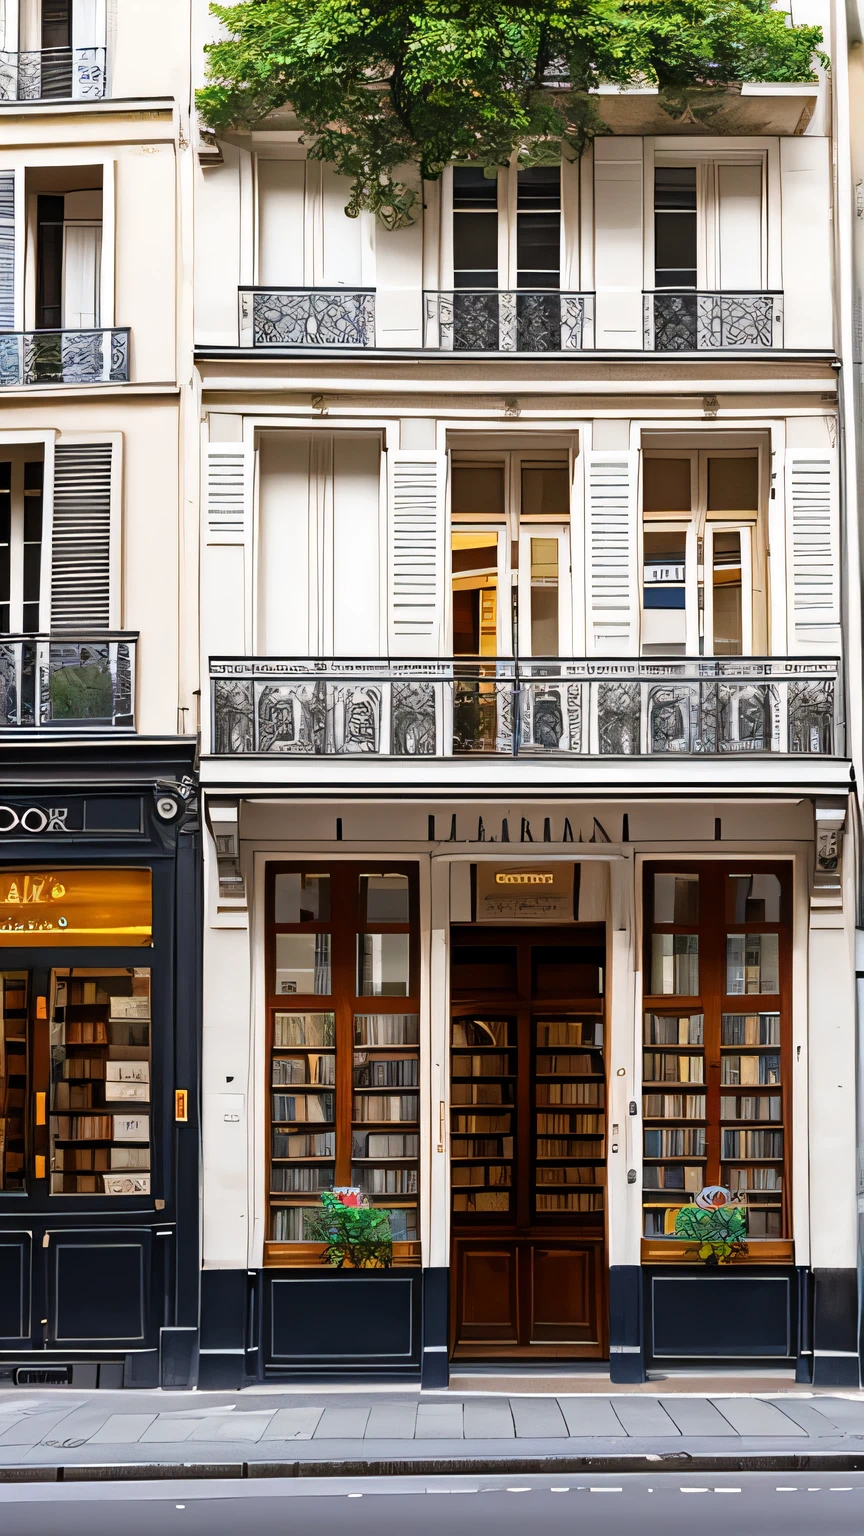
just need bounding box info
[35,1092,46,1126]
[438,1100,445,1153]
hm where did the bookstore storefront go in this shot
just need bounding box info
[200,791,858,1386]
[0,744,200,1389]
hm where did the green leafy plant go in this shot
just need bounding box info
[674,1202,748,1266]
[197,0,827,227]
[306,1189,394,1269]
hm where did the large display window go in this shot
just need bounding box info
[265,862,420,1263]
[641,862,792,1259]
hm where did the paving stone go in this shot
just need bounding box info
[611,1397,680,1436]
[510,1398,568,1439]
[805,1397,864,1432]
[558,1398,627,1437]
[764,1399,844,1435]
[261,1408,324,1441]
[0,1410,80,1446]
[188,1412,276,1442]
[139,1418,199,1443]
[711,1398,807,1436]
[415,1403,464,1439]
[365,1405,418,1440]
[462,1400,516,1439]
[660,1398,739,1436]
[312,1408,371,1439]
[87,1415,157,1444]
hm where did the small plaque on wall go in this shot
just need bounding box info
[476,863,575,922]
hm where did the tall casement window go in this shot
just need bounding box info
[265,864,420,1259]
[641,449,765,657]
[653,160,765,292]
[453,167,499,288]
[654,168,697,289]
[516,167,561,289]
[35,184,103,330]
[450,451,571,658]
[0,450,45,634]
[641,863,791,1253]
[452,164,562,291]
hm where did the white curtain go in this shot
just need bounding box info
[63,223,102,328]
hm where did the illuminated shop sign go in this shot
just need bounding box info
[478,864,575,920]
[0,869,152,945]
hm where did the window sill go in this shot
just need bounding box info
[641,1237,793,1265]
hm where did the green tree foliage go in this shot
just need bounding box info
[197,1,825,226]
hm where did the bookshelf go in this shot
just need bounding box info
[266,864,420,1255]
[0,971,28,1192]
[641,865,789,1247]
[450,1015,516,1215]
[534,1014,605,1217]
[49,968,151,1195]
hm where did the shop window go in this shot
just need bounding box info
[642,863,790,1248]
[266,863,420,1255]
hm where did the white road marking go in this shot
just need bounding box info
[776,1487,798,1491]
[714,1488,741,1493]
[680,1488,709,1493]
[550,1487,569,1492]
[590,1487,622,1493]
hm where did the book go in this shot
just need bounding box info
[105,1061,150,1082]
[113,1114,150,1142]
[103,1173,150,1195]
[109,996,150,1021]
[110,1147,151,1170]
[104,1082,149,1103]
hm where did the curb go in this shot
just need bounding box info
[2,1452,864,1483]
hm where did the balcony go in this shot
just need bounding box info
[210,656,841,760]
[0,329,129,387]
[239,288,375,348]
[0,47,106,102]
[424,290,594,351]
[0,635,136,730]
[644,291,783,351]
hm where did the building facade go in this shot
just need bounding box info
[193,0,862,1388]
[0,0,201,1389]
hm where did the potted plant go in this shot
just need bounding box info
[306,1188,394,1270]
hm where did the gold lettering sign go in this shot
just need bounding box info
[477,863,575,921]
[0,869,152,946]
[495,872,554,885]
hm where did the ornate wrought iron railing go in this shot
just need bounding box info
[210,656,841,759]
[0,47,106,101]
[424,290,594,351]
[0,635,137,730]
[0,329,129,387]
[644,291,784,351]
[239,288,376,348]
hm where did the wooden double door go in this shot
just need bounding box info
[449,925,609,1359]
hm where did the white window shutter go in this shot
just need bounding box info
[387,448,446,657]
[203,442,254,658]
[0,172,15,331]
[50,442,113,632]
[785,449,840,654]
[585,450,639,655]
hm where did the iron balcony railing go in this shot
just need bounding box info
[0,328,129,387]
[239,288,376,348]
[424,290,594,351]
[644,291,784,351]
[0,635,137,730]
[0,47,106,101]
[210,656,841,759]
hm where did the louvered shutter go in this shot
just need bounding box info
[585,450,638,655]
[785,449,840,654]
[50,442,113,631]
[0,172,15,331]
[203,442,254,658]
[387,448,446,657]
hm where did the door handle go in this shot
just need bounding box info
[35,1092,46,1126]
[438,1100,445,1153]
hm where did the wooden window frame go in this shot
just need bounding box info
[641,859,793,1264]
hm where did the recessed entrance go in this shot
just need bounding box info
[449,924,608,1359]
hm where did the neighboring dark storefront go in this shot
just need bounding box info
[0,741,200,1389]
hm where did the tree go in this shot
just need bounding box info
[197,1,826,227]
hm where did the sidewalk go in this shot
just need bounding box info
[1,1387,864,1476]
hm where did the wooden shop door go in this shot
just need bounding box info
[449,926,609,1358]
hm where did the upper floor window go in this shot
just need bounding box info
[3,0,107,101]
[654,168,697,290]
[451,165,562,292]
[641,449,764,658]
[255,157,374,289]
[653,159,765,292]
[0,449,44,634]
[36,186,102,329]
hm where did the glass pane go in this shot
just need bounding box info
[654,168,697,288]
[0,971,28,1191]
[361,873,409,924]
[521,465,569,518]
[274,872,330,924]
[49,967,151,1196]
[271,1090,334,1123]
[452,531,498,657]
[355,1013,419,1045]
[712,531,742,655]
[643,458,691,513]
[726,933,779,994]
[653,872,699,924]
[707,456,758,513]
[726,873,781,923]
[275,933,331,995]
[651,934,699,995]
[274,1012,335,1047]
[530,536,559,654]
[357,933,409,996]
[643,1012,703,1045]
[0,868,152,948]
[451,465,505,517]
[721,1012,780,1045]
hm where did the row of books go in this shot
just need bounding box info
[536,1192,604,1212]
[452,1053,510,1077]
[55,1146,150,1172]
[451,1136,514,1158]
[453,1191,509,1212]
[451,1084,511,1106]
[644,1093,706,1119]
[536,1082,604,1106]
[721,1054,780,1085]
[273,1013,422,1048]
[537,1165,604,1184]
[271,1055,334,1086]
[452,1165,512,1187]
[643,1164,703,1190]
[354,1057,418,1087]
[726,1165,782,1189]
[52,1114,150,1143]
[272,1092,333,1123]
[722,1129,783,1157]
[643,1052,704,1083]
[537,1137,604,1157]
[644,1127,707,1157]
[720,1094,781,1122]
[353,1094,419,1122]
[452,1113,511,1134]
[354,1168,418,1193]
[644,1014,704,1045]
[536,1113,603,1134]
[536,1053,598,1075]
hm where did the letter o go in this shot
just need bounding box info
[0,806,19,832]
[20,807,47,833]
